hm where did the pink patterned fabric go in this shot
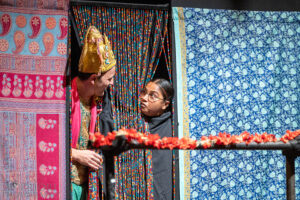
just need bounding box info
[71,77,97,148]
[1,0,68,11]
[71,77,81,148]
[0,5,68,200]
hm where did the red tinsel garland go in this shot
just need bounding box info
[91,128,300,149]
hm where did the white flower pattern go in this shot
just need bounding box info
[178,8,300,199]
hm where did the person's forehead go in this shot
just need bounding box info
[110,67,116,75]
[102,67,115,78]
[145,82,161,92]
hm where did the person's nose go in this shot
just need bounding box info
[140,93,148,102]
[109,78,114,86]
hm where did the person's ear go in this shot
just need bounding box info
[162,100,170,111]
[89,74,98,85]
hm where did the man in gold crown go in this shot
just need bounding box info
[70,25,116,200]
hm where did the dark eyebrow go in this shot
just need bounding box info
[147,90,159,94]
[150,91,159,94]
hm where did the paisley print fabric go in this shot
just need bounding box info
[0,5,68,200]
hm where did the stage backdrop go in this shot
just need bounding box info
[173,7,300,199]
[0,4,68,200]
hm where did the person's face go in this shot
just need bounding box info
[94,67,115,96]
[140,82,170,117]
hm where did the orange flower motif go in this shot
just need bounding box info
[144,133,161,146]
[90,127,300,150]
[253,133,263,143]
[179,137,197,149]
[200,136,212,149]
[161,137,178,150]
[167,137,181,150]
[281,130,300,143]
[92,132,106,147]
[107,131,116,142]
[261,132,277,143]
[215,132,231,145]
[230,135,243,144]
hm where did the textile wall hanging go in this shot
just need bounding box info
[71,5,170,199]
[173,7,300,199]
[0,0,68,10]
[0,5,68,200]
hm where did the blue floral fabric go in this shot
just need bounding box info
[175,8,300,199]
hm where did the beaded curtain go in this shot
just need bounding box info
[174,7,300,199]
[71,5,170,199]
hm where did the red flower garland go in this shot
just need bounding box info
[91,128,300,149]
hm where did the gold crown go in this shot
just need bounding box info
[78,26,116,74]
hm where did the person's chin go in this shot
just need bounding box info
[140,108,148,115]
[97,91,105,97]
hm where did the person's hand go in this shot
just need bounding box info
[72,148,103,170]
